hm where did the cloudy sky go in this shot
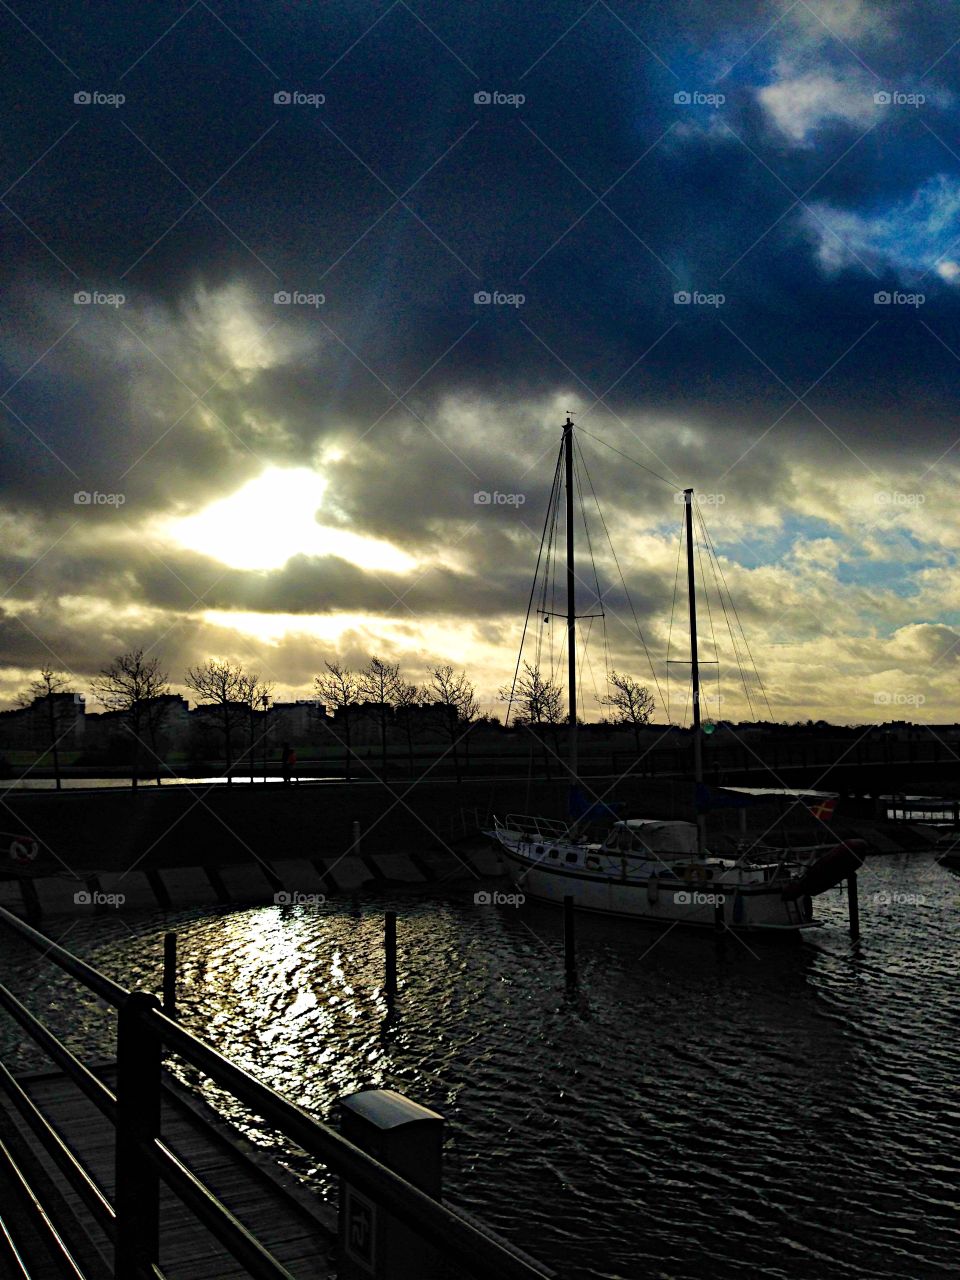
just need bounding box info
[3,0,960,725]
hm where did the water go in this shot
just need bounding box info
[2,854,958,1279]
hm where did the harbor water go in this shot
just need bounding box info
[2,852,958,1279]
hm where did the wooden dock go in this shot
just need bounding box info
[0,1064,336,1279]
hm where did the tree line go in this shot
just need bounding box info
[16,653,656,790]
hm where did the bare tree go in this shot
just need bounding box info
[184,659,250,784]
[601,671,655,755]
[315,661,360,782]
[92,650,170,790]
[359,656,402,779]
[502,663,563,777]
[507,662,563,728]
[430,665,479,782]
[20,666,73,790]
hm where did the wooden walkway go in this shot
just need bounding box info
[0,1064,337,1280]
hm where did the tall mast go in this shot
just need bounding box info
[683,488,704,852]
[564,416,577,785]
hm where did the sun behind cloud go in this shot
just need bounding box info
[159,466,418,574]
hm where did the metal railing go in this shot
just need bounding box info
[0,904,555,1280]
[498,815,572,841]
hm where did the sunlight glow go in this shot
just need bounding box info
[161,467,417,573]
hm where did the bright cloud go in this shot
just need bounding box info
[159,467,419,574]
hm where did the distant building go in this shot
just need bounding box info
[149,694,191,742]
[83,694,192,754]
[269,700,326,743]
[0,692,85,752]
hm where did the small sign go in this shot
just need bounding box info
[344,1187,377,1274]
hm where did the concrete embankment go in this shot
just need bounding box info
[0,775,694,875]
[0,775,685,920]
[0,776,939,920]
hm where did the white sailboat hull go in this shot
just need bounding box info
[489,829,816,933]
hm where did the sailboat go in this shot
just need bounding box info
[486,417,863,934]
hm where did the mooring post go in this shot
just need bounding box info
[847,872,860,940]
[563,895,576,986]
[162,931,177,1018]
[385,910,397,1000]
[115,991,162,1279]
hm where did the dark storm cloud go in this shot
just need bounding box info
[5,0,960,458]
[4,1,960,715]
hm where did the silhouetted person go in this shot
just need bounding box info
[281,742,291,785]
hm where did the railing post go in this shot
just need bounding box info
[115,991,162,1279]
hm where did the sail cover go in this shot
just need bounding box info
[619,819,699,854]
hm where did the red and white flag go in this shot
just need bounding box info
[808,797,836,822]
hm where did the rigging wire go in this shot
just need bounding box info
[695,502,768,721]
[574,435,667,715]
[506,423,775,738]
[573,448,605,621]
[547,469,562,684]
[537,454,563,684]
[576,455,604,727]
[694,502,753,718]
[579,616,604,718]
[692,515,723,720]
[504,443,563,726]
[665,517,686,724]
[576,426,679,491]
[702,513,774,721]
